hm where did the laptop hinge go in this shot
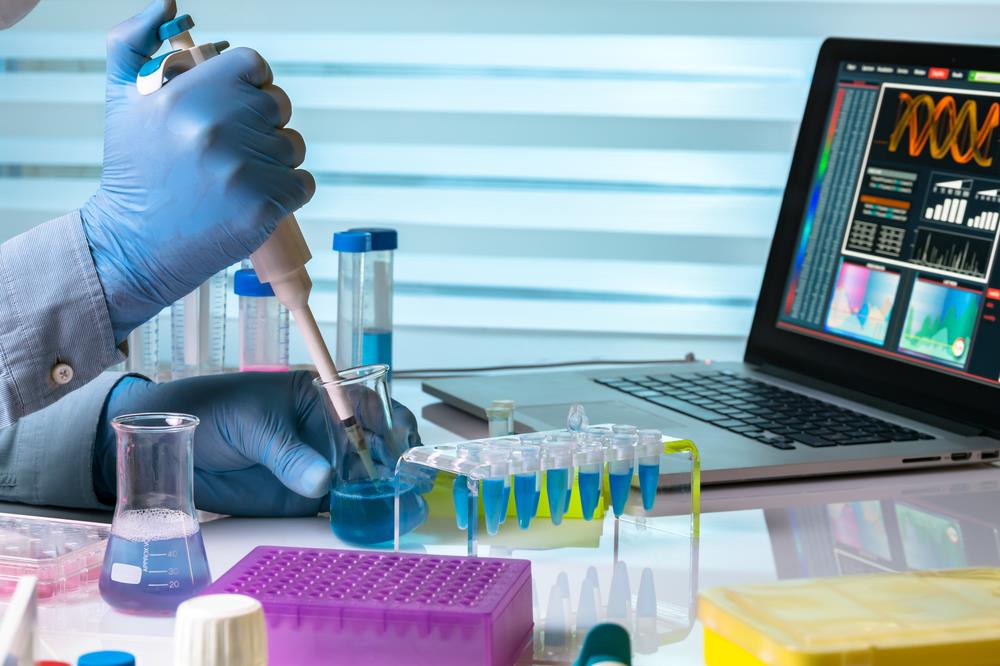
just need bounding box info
[752,363,987,437]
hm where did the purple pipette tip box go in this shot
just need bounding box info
[203,546,533,665]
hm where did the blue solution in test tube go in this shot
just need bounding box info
[511,444,542,529]
[607,431,637,517]
[452,442,483,530]
[543,438,574,526]
[636,429,663,511]
[480,447,512,536]
[574,434,605,521]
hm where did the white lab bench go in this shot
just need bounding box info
[13,378,1000,664]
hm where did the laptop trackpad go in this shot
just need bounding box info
[518,401,685,431]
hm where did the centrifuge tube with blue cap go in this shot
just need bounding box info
[511,444,541,529]
[607,431,637,517]
[235,268,289,372]
[171,270,227,379]
[480,447,511,536]
[574,434,605,521]
[334,228,396,378]
[636,429,663,511]
[543,437,574,525]
[452,442,483,530]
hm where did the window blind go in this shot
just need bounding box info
[3,0,999,352]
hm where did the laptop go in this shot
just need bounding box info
[423,38,1000,485]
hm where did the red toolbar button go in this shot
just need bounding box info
[929,67,950,80]
[987,288,1000,300]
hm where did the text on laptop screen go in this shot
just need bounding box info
[778,61,1000,386]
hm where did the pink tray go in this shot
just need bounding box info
[204,546,533,665]
[0,513,108,601]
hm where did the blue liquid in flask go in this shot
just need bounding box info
[481,478,505,535]
[514,473,539,529]
[577,470,601,521]
[546,469,570,525]
[638,463,660,510]
[99,509,211,615]
[608,467,634,517]
[330,479,427,545]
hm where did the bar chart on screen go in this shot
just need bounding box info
[922,174,1000,232]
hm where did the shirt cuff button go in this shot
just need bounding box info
[51,362,74,385]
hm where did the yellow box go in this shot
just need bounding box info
[699,568,1000,666]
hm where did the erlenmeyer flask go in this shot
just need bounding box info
[99,413,211,615]
[315,364,427,544]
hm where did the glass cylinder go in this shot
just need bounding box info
[234,268,289,372]
[171,270,227,379]
[122,316,160,380]
[99,414,211,615]
[315,364,425,545]
[333,228,396,377]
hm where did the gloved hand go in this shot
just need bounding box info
[81,0,315,344]
[93,371,422,517]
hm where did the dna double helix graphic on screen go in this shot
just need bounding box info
[888,92,1000,167]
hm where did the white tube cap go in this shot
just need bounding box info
[174,594,268,666]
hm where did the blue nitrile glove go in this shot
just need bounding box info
[80,0,315,344]
[93,371,422,517]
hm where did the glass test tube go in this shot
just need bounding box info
[543,437,574,526]
[512,444,541,529]
[171,270,227,379]
[574,434,605,521]
[636,429,663,511]
[122,315,160,380]
[334,228,396,378]
[453,442,483,531]
[234,268,289,372]
[489,400,516,436]
[607,432,637,517]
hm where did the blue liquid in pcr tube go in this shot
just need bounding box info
[500,482,511,525]
[546,468,570,525]
[452,475,469,529]
[563,484,572,514]
[608,467,634,517]
[514,473,539,529]
[577,470,601,521]
[638,463,660,510]
[481,478,505,535]
[330,479,426,545]
[362,329,392,371]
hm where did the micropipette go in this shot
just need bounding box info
[137,13,376,477]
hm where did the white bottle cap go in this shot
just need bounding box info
[174,594,268,666]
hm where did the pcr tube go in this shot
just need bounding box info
[635,429,663,511]
[480,447,512,536]
[607,432,637,517]
[551,431,577,514]
[574,434,605,521]
[511,444,542,529]
[543,437,574,526]
[452,442,483,530]
[487,400,516,436]
[488,438,518,524]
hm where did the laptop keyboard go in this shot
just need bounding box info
[595,370,934,450]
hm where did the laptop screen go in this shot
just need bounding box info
[777,60,1000,388]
